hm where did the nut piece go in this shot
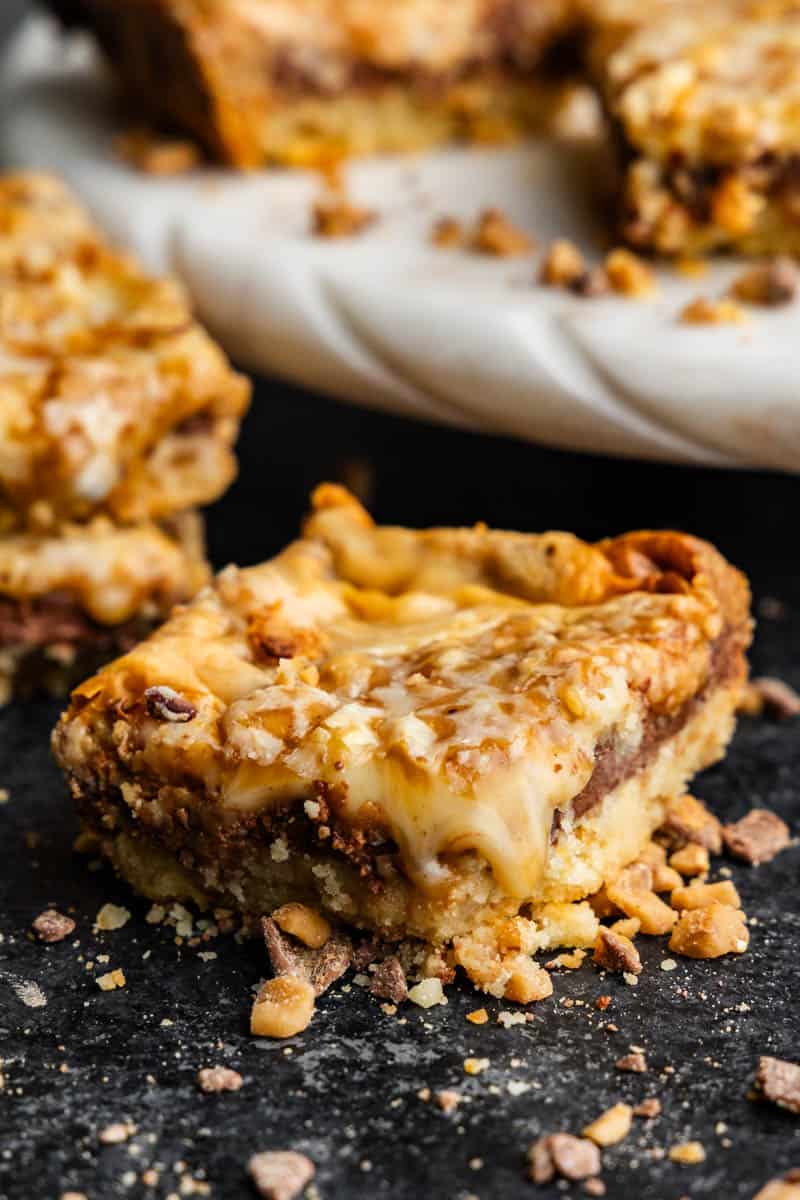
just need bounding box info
[604,248,656,297]
[96,969,126,991]
[248,1150,315,1200]
[593,928,641,975]
[539,239,586,287]
[32,910,75,943]
[144,685,197,723]
[668,1141,706,1165]
[729,258,797,307]
[668,901,749,959]
[472,208,533,257]
[679,297,747,325]
[582,1103,633,1147]
[197,1066,243,1094]
[606,864,677,935]
[528,1134,602,1184]
[407,978,446,1009]
[271,904,331,950]
[312,199,375,238]
[250,976,315,1039]
[658,794,722,853]
[615,1052,647,1073]
[723,809,791,865]
[668,844,710,877]
[369,956,408,1004]
[754,1056,800,1115]
[670,881,741,911]
[745,677,800,719]
[431,217,465,248]
[633,1098,661,1119]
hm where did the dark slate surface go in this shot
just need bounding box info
[1,380,800,1200]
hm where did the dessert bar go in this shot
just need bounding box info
[53,486,752,966]
[46,0,575,167]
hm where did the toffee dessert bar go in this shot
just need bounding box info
[53,486,752,981]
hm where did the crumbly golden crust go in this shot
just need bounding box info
[0,172,250,526]
[52,486,751,943]
[46,0,575,166]
[588,0,800,253]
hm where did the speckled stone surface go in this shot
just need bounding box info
[1,377,800,1200]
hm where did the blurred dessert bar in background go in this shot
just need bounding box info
[588,0,800,255]
[44,0,577,167]
[0,172,250,698]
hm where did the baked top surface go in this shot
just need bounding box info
[591,0,800,166]
[57,486,751,898]
[0,172,250,526]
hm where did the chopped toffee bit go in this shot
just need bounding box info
[464,1057,490,1076]
[634,1098,662,1119]
[528,1134,602,1184]
[144,686,197,723]
[570,268,610,297]
[606,864,677,936]
[408,978,446,1009]
[582,1103,633,1147]
[593,928,642,975]
[247,1150,315,1200]
[608,917,640,940]
[369,957,408,1005]
[670,880,741,910]
[431,217,465,248]
[648,862,684,893]
[271,903,331,950]
[723,809,791,865]
[251,975,315,1039]
[96,969,126,991]
[435,1089,462,1113]
[471,208,534,257]
[729,258,798,307]
[545,949,587,971]
[311,199,375,239]
[604,248,656,297]
[742,677,800,719]
[32,910,75,943]
[583,1180,607,1197]
[616,1052,647,1073]
[94,903,131,932]
[754,1057,800,1115]
[679,297,747,325]
[669,902,750,959]
[658,794,723,853]
[467,1008,489,1025]
[196,1066,243,1094]
[115,128,202,175]
[595,995,612,1011]
[668,1141,706,1165]
[668,844,710,877]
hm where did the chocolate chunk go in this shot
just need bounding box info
[144,685,197,722]
[593,928,642,975]
[248,1150,315,1200]
[369,956,408,1004]
[261,917,351,997]
[754,1056,800,1115]
[658,793,723,853]
[32,909,75,943]
[723,809,791,864]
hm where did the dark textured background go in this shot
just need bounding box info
[1,5,800,1198]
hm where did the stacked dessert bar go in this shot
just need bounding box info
[0,173,250,700]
